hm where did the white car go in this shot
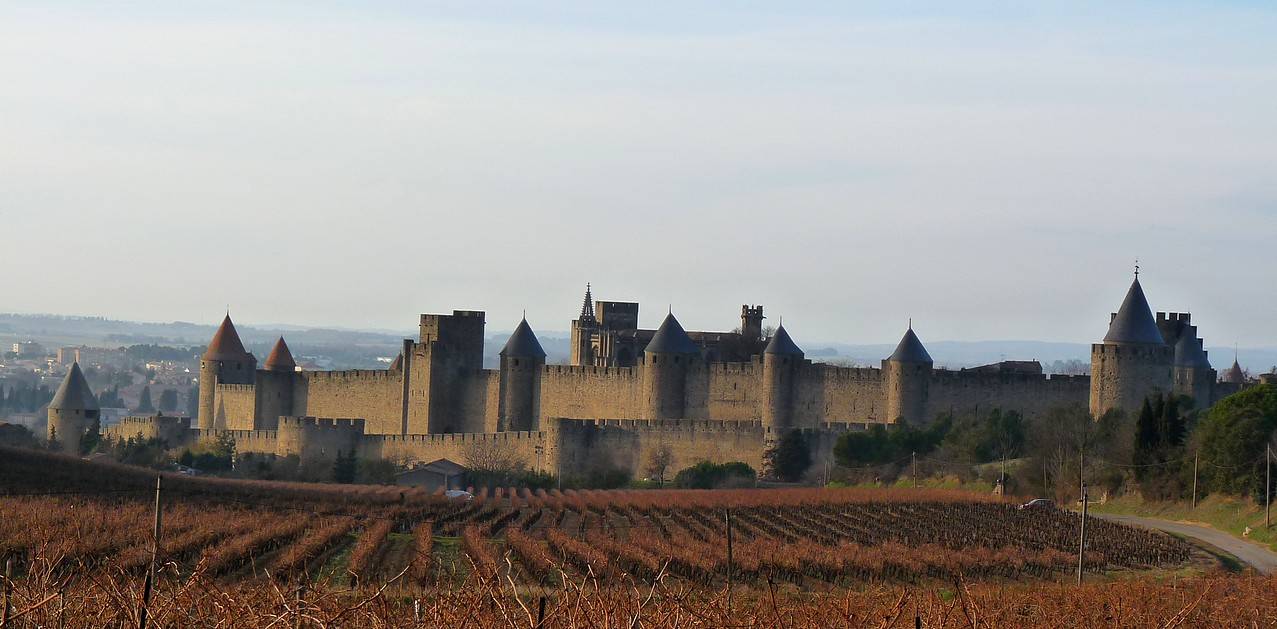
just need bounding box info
[444,489,474,501]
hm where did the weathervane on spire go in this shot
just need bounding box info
[1134,258,1140,279]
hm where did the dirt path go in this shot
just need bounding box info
[1096,514,1277,575]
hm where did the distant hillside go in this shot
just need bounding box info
[6,314,1274,375]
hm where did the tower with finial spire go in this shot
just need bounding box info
[197,314,257,430]
[498,316,547,431]
[642,311,702,419]
[1090,267,1173,418]
[883,322,933,424]
[762,322,803,434]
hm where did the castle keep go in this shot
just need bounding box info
[85,273,1243,479]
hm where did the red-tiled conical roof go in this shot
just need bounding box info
[264,337,296,371]
[203,315,252,361]
[389,353,404,371]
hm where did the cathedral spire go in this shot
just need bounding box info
[578,283,597,326]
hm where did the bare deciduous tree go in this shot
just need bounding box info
[644,444,673,487]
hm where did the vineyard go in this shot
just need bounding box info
[1,446,1272,627]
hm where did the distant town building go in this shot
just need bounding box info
[12,341,45,358]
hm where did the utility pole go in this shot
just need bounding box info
[1078,449,1084,504]
[912,451,918,488]
[1192,451,1199,509]
[139,474,163,629]
[1077,483,1088,586]
[724,508,734,613]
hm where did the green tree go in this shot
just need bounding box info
[766,429,812,482]
[673,461,755,489]
[333,450,357,484]
[158,388,179,412]
[79,417,102,455]
[136,386,155,414]
[1196,384,1277,498]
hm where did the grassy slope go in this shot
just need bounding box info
[1089,494,1276,553]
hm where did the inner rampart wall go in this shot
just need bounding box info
[794,365,885,425]
[927,371,1092,419]
[537,366,642,422]
[296,370,405,435]
[214,384,257,431]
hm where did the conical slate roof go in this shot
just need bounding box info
[264,337,296,371]
[1224,359,1245,384]
[887,327,933,364]
[49,363,99,411]
[500,318,547,359]
[1103,278,1165,345]
[203,315,253,361]
[389,353,404,371]
[1173,334,1211,369]
[764,325,803,356]
[645,312,700,355]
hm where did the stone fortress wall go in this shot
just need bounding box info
[97,275,1240,481]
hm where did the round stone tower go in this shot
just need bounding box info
[883,325,933,424]
[47,362,100,453]
[1089,275,1173,418]
[762,324,803,434]
[642,312,700,420]
[1172,331,1215,407]
[198,314,257,430]
[257,336,297,430]
[499,317,547,432]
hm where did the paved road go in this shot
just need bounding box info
[1096,514,1277,575]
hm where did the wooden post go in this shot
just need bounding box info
[1192,451,1199,509]
[1267,443,1271,529]
[294,584,304,629]
[724,508,734,613]
[2,557,12,627]
[139,475,162,629]
[912,451,917,488]
[536,596,546,628]
[1077,484,1088,586]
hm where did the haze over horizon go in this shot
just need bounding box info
[3,2,1275,346]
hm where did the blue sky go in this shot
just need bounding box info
[2,2,1275,346]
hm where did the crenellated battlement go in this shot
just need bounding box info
[930,369,1090,386]
[709,362,758,374]
[117,414,189,427]
[369,430,546,444]
[568,418,766,432]
[216,383,256,392]
[194,428,279,441]
[303,370,402,382]
[278,416,366,431]
[543,364,639,377]
[1092,343,1173,358]
[816,364,883,380]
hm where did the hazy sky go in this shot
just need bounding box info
[3,1,1275,345]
